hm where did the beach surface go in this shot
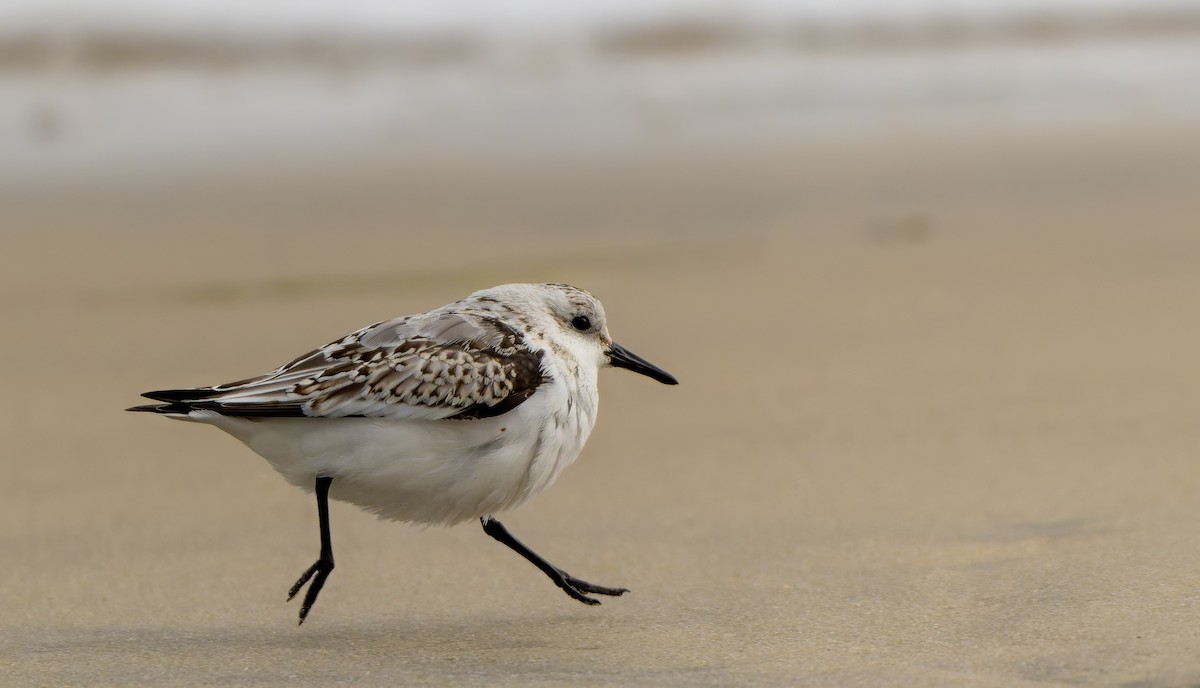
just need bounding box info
[3,117,1200,686]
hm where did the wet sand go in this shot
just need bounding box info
[3,121,1200,686]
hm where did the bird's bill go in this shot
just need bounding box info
[607,343,679,385]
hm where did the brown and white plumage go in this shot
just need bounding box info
[135,311,546,421]
[129,283,677,622]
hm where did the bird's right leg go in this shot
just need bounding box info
[481,515,628,605]
[287,475,335,625]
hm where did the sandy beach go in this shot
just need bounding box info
[3,114,1200,686]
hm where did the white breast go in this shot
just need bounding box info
[511,371,598,505]
[192,371,599,526]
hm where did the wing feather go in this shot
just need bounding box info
[141,313,547,420]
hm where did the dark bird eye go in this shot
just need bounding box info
[571,315,592,332]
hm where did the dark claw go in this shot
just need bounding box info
[560,573,629,598]
[289,559,335,625]
[287,562,320,601]
[560,583,602,606]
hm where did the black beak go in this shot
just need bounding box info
[608,342,678,385]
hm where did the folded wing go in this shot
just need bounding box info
[130,313,547,421]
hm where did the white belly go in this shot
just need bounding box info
[189,384,596,526]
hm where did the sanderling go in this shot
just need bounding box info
[128,283,677,624]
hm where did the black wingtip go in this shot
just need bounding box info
[141,388,220,403]
[131,388,222,414]
[127,402,193,414]
[129,388,308,418]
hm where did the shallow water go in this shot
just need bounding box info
[2,15,1199,193]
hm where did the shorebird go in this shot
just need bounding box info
[128,283,677,623]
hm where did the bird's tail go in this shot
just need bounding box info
[126,388,221,414]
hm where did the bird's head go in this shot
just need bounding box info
[467,283,678,385]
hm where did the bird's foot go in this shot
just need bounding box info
[555,570,629,605]
[287,557,335,625]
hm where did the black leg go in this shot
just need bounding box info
[480,515,628,605]
[287,476,335,625]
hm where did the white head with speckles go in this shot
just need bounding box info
[462,283,678,386]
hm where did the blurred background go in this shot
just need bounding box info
[5,1,1200,686]
[4,0,1199,219]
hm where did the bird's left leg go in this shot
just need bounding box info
[480,515,628,605]
[287,476,336,624]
